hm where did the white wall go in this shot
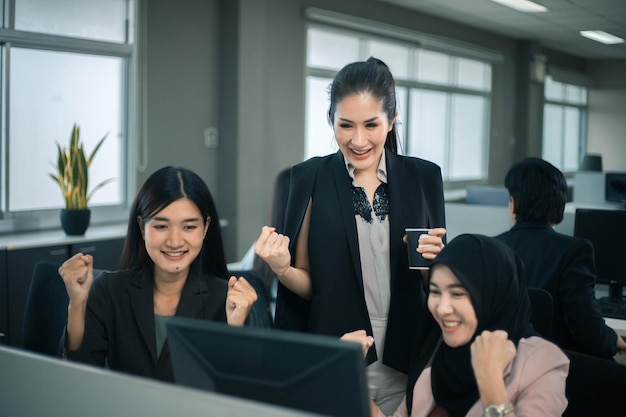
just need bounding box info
[587,88,626,172]
[587,61,626,172]
[141,0,221,195]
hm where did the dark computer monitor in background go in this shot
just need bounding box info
[167,317,370,417]
[605,172,626,208]
[574,208,626,303]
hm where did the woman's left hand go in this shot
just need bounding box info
[416,227,447,260]
[340,329,374,358]
[471,330,516,410]
[226,276,258,326]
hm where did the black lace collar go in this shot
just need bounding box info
[352,183,389,223]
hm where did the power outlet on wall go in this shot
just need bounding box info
[204,127,219,148]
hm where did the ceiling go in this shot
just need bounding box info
[376,0,626,60]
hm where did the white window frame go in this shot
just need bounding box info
[0,0,138,234]
[541,74,588,173]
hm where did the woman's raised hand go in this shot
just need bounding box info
[254,226,292,277]
[59,253,94,306]
[226,276,258,326]
[470,330,516,382]
[59,253,94,351]
[341,329,375,358]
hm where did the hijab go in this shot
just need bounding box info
[407,234,535,417]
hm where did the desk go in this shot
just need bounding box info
[596,285,626,338]
[604,318,626,364]
[592,285,626,363]
[0,223,126,250]
[605,318,626,337]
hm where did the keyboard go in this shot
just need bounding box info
[597,297,626,320]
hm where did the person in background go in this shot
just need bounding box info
[495,157,626,359]
[254,57,446,414]
[59,166,258,381]
[367,234,569,417]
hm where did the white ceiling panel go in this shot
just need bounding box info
[376,0,626,59]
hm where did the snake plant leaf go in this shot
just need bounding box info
[49,123,113,210]
[70,124,80,149]
[87,178,116,200]
[87,132,109,165]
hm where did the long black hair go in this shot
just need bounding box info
[119,166,228,279]
[327,57,399,154]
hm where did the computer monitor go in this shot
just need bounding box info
[574,208,626,302]
[605,172,626,208]
[166,317,370,417]
[0,345,305,417]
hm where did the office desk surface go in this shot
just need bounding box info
[606,318,626,337]
[604,318,626,365]
[0,223,126,250]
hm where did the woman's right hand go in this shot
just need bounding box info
[254,226,292,277]
[255,225,313,299]
[470,330,516,408]
[59,253,94,351]
[471,330,516,379]
[59,253,94,307]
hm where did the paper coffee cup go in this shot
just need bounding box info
[405,228,432,270]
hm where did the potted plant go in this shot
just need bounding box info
[49,123,113,235]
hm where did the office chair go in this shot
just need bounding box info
[562,349,626,417]
[527,287,554,339]
[22,261,105,356]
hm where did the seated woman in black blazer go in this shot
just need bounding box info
[58,166,257,381]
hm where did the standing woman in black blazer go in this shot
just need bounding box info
[59,166,257,381]
[255,58,446,414]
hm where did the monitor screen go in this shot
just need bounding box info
[605,172,626,205]
[574,208,626,301]
[166,317,370,417]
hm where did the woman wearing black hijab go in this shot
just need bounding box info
[369,234,569,417]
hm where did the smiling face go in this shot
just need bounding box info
[428,264,478,348]
[333,93,396,175]
[139,198,209,282]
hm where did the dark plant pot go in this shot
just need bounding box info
[60,209,91,236]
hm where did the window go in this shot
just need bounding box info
[0,0,136,232]
[542,74,587,173]
[305,26,492,183]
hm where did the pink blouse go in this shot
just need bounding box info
[378,336,569,417]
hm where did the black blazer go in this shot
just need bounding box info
[65,269,228,381]
[496,222,617,358]
[276,151,446,373]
